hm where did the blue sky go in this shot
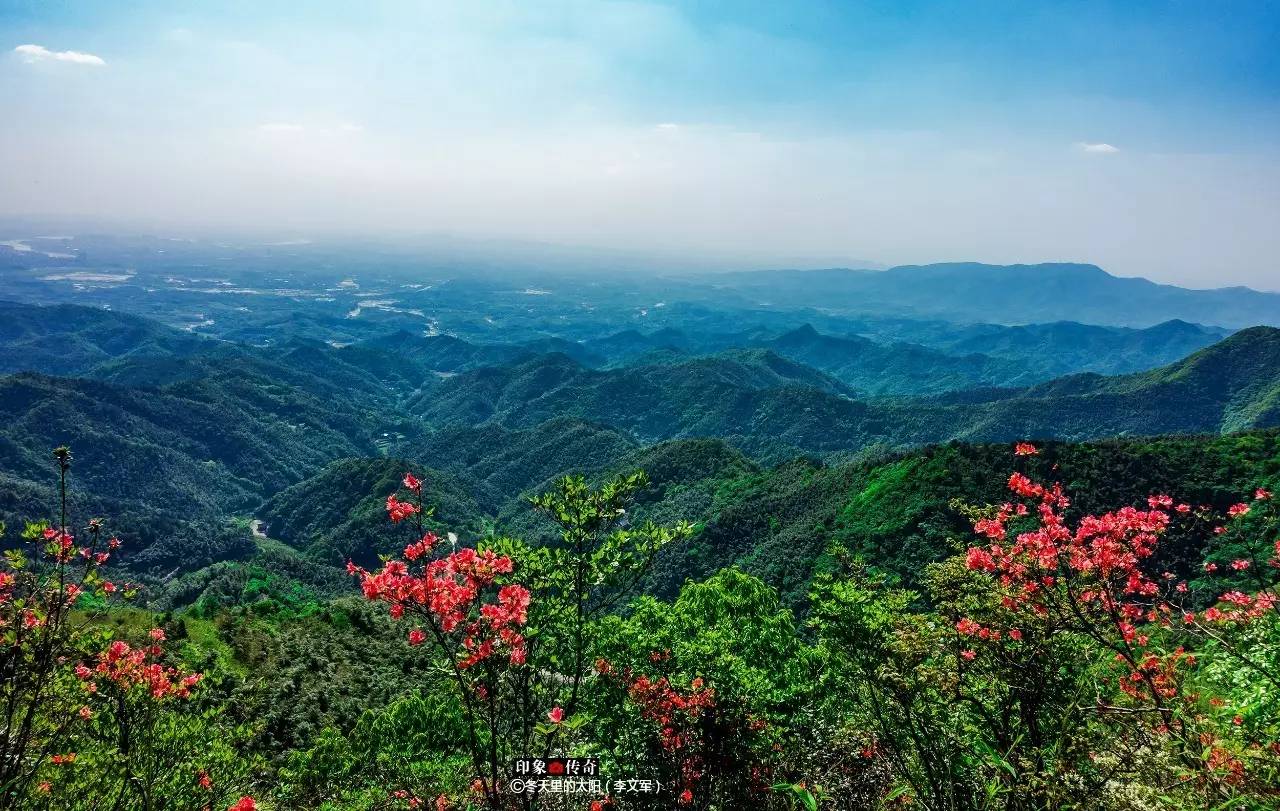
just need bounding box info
[2,0,1278,287]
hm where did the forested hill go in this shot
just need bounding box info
[415,326,1280,458]
[165,428,1280,613]
[758,325,1039,394]
[937,317,1229,375]
[2,298,1280,594]
[0,300,209,376]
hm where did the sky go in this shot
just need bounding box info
[2,0,1278,288]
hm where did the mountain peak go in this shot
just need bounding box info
[776,324,820,341]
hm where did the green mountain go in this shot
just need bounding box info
[4,300,1278,591]
[401,417,640,510]
[412,327,1280,459]
[409,349,858,451]
[257,457,483,567]
[650,429,1280,601]
[764,324,1037,394]
[255,427,1280,606]
[0,368,388,573]
[0,300,208,376]
[589,319,1229,387]
[938,318,1229,376]
[952,326,1280,439]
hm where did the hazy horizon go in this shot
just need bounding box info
[3,1,1278,289]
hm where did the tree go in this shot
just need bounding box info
[352,470,689,809]
[0,448,125,806]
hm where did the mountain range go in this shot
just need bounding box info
[699,262,1280,328]
[2,292,1279,596]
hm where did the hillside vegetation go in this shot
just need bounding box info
[2,287,1280,810]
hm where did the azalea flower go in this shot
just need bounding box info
[386,494,420,523]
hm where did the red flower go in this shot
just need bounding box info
[408,629,427,646]
[966,546,998,571]
[403,533,438,561]
[403,472,422,492]
[679,789,693,805]
[386,494,420,523]
[356,538,527,669]
[81,638,201,701]
[198,770,212,790]
[960,649,977,661]
[973,518,1006,540]
[1014,442,1039,456]
[1007,472,1045,499]
[548,706,564,724]
[228,798,256,811]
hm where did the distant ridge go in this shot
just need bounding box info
[702,262,1280,329]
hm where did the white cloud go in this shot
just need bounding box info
[1076,142,1119,154]
[258,123,306,133]
[13,44,105,66]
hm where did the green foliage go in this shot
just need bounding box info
[281,691,470,808]
[598,568,815,715]
[35,702,260,811]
